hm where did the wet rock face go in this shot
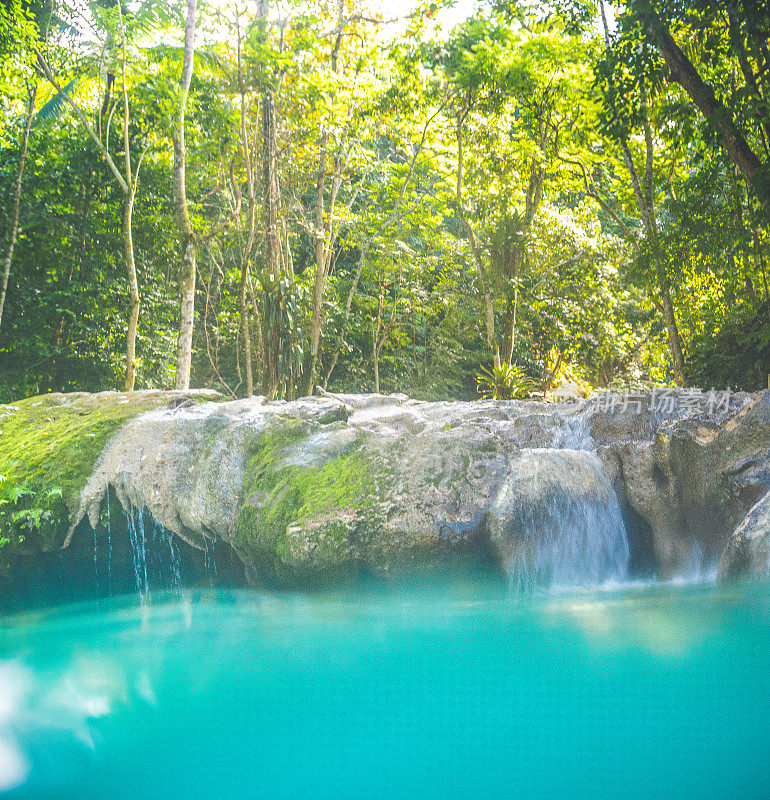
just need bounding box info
[63,389,770,586]
[718,493,770,578]
[617,392,770,578]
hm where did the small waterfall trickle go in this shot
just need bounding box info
[92,527,98,592]
[492,449,630,592]
[106,489,112,594]
[126,506,150,600]
[155,520,182,593]
[550,410,593,450]
[203,537,217,579]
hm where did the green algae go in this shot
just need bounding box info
[0,391,218,570]
[235,423,382,582]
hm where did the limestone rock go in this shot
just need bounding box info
[45,388,769,586]
[719,490,770,578]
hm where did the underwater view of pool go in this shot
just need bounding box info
[0,579,768,799]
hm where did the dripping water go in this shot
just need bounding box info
[106,488,112,594]
[126,506,150,600]
[155,520,182,594]
[203,536,217,580]
[93,526,98,592]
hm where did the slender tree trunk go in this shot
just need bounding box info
[306,139,344,395]
[119,28,140,393]
[173,0,198,390]
[304,0,347,396]
[307,131,328,396]
[123,189,140,390]
[641,94,686,385]
[35,43,146,391]
[456,111,500,368]
[236,15,256,397]
[373,292,383,393]
[598,3,687,384]
[175,223,197,390]
[257,0,281,402]
[238,264,254,396]
[500,141,546,365]
[0,84,36,331]
[323,106,436,388]
[323,247,365,388]
[653,259,686,382]
[500,247,524,365]
[261,86,281,399]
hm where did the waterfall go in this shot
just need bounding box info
[492,449,630,592]
[550,411,593,450]
[505,490,629,592]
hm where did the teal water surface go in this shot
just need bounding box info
[0,580,768,799]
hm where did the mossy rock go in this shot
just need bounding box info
[235,419,386,583]
[0,390,219,571]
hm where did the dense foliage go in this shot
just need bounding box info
[1,0,769,401]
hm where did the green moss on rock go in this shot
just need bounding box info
[0,390,218,570]
[235,422,383,582]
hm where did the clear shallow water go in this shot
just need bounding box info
[0,580,769,799]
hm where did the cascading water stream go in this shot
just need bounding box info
[507,490,630,593]
[493,449,630,593]
[90,490,225,602]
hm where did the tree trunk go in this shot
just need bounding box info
[596,8,689,386]
[632,0,768,207]
[641,96,687,385]
[653,259,686,383]
[456,111,500,368]
[119,30,140,393]
[173,0,198,390]
[35,40,146,391]
[307,132,330,396]
[500,247,524,365]
[260,86,281,399]
[323,246,365,388]
[324,108,435,389]
[123,189,140,391]
[175,221,197,390]
[373,290,383,393]
[236,15,257,398]
[238,263,254,396]
[0,84,36,331]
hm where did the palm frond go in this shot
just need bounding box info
[35,78,78,123]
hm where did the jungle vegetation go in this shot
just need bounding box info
[1,0,770,401]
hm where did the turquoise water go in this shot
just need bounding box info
[0,581,769,799]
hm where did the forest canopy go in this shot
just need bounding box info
[1,0,769,402]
